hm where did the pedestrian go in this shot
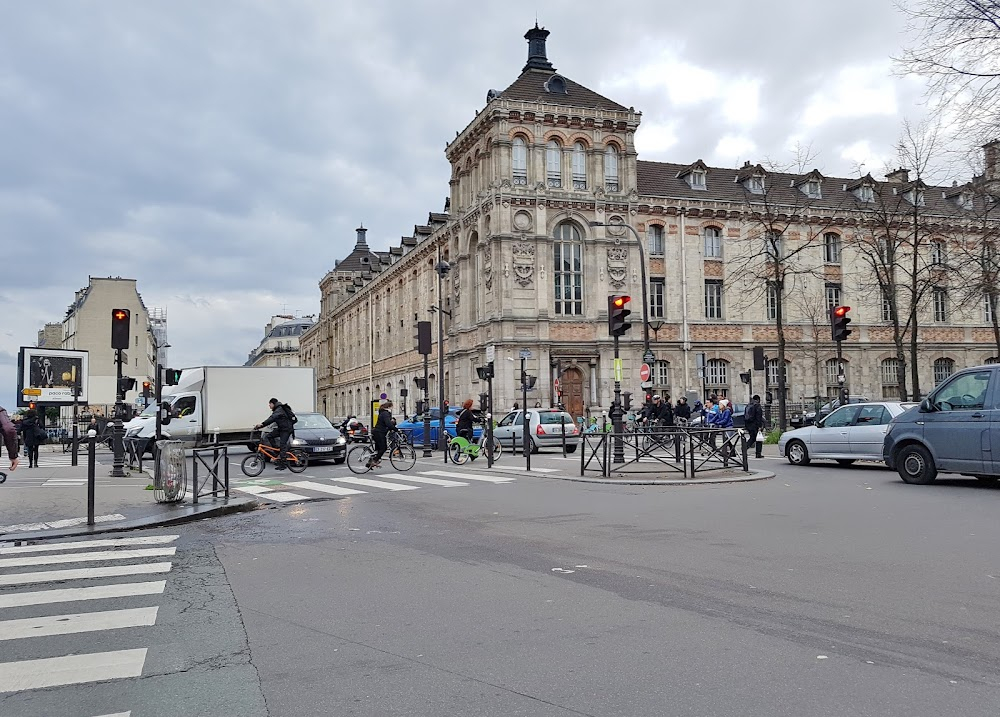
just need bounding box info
[744,394,765,458]
[1,405,20,474]
[369,400,395,469]
[674,396,691,426]
[254,398,295,470]
[457,399,475,441]
[716,399,735,458]
[17,409,43,469]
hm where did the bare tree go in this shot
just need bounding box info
[786,284,835,404]
[948,180,1000,356]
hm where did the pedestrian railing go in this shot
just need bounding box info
[192,446,229,503]
[581,427,750,478]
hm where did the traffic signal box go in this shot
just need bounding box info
[608,295,632,337]
[163,368,182,386]
[830,305,853,342]
[111,308,130,349]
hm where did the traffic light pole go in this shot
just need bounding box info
[486,367,494,469]
[111,348,126,478]
[612,335,624,464]
[837,340,846,405]
[422,353,432,458]
[521,356,530,472]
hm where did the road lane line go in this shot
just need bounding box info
[491,465,560,473]
[0,606,158,640]
[0,648,147,692]
[0,547,176,569]
[283,481,366,496]
[332,477,419,491]
[0,535,178,555]
[378,473,469,487]
[421,470,513,484]
[0,562,172,587]
[0,581,167,609]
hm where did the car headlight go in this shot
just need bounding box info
[337,436,346,444]
[290,438,306,446]
[126,427,141,437]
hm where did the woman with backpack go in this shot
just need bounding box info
[17,409,43,469]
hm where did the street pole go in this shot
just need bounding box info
[486,367,494,469]
[435,252,450,463]
[111,348,126,478]
[589,221,651,357]
[612,334,624,463]
[521,356,530,472]
[422,353,432,458]
[71,380,80,467]
[837,339,846,405]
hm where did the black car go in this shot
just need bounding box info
[288,413,348,463]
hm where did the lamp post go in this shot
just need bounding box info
[434,252,451,461]
[646,319,664,392]
[589,220,651,358]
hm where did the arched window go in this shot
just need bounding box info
[824,232,841,264]
[706,359,729,396]
[881,358,901,399]
[546,140,562,188]
[703,226,722,258]
[604,145,619,191]
[825,358,845,399]
[553,222,583,316]
[933,358,955,386]
[572,142,587,189]
[512,136,527,185]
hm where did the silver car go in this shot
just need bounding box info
[494,409,580,453]
[779,401,917,466]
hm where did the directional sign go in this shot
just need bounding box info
[486,345,495,363]
[642,349,655,364]
[639,363,651,382]
[519,349,532,360]
[613,358,623,382]
[21,388,41,396]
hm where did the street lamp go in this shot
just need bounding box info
[589,220,651,360]
[434,252,451,460]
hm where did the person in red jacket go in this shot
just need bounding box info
[0,406,20,473]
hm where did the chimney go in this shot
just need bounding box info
[984,140,1000,180]
[885,168,910,184]
[355,224,368,249]
[523,24,555,72]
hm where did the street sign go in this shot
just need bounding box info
[553,378,560,391]
[640,381,653,389]
[642,349,655,364]
[21,388,41,396]
[519,349,532,359]
[613,358,623,381]
[486,345,495,363]
[639,363,651,382]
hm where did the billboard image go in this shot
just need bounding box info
[17,347,89,406]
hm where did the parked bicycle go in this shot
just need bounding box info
[241,432,308,477]
[347,428,416,473]
[448,431,502,465]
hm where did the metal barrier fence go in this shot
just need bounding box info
[192,446,229,503]
[581,427,750,479]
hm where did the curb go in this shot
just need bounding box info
[0,499,261,543]
[537,470,776,486]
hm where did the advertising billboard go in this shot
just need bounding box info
[17,347,89,406]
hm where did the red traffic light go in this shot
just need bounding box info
[833,305,850,317]
[613,295,631,308]
[142,381,151,390]
[28,402,36,410]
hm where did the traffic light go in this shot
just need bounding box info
[111,308,131,349]
[163,368,182,386]
[28,402,36,411]
[476,365,494,380]
[415,321,432,355]
[414,377,427,391]
[830,305,853,342]
[623,391,632,411]
[739,371,751,385]
[645,393,652,404]
[608,295,632,337]
[118,377,137,395]
[142,381,151,402]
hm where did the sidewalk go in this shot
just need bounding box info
[0,447,257,541]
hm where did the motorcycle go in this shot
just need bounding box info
[338,417,370,444]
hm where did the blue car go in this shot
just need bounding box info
[397,407,484,446]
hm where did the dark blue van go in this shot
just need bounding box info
[883,365,999,485]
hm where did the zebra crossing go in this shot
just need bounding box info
[29,453,103,468]
[0,533,177,707]
[234,469,517,503]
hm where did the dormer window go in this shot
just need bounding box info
[806,180,822,199]
[906,188,925,206]
[544,74,567,95]
[690,170,706,189]
[858,185,874,202]
[960,192,973,209]
[749,175,765,194]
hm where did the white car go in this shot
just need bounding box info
[778,401,917,466]
[493,409,580,453]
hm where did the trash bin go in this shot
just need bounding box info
[154,440,187,503]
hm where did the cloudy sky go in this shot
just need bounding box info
[0,0,932,410]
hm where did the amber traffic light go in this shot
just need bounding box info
[608,295,632,337]
[111,308,131,349]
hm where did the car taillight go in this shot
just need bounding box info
[536,424,545,436]
[571,426,579,435]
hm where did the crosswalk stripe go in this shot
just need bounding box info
[232,485,274,496]
[491,465,560,474]
[283,481,367,496]
[421,470,514,484]
[93,712,131,717]
[379,473,468,487]
[332,477,419,491]
[0,606,158,641]
[0,547,176,569]
[254,491,311,502]
[0,648,147,692]
[0,580,166,609]
[0,535,178,555]
[0,562,173,587]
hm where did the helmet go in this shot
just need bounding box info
[652,394,661,400]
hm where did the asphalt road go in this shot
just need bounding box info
[5,453,1000,716]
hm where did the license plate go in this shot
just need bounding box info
[313,446,333,452]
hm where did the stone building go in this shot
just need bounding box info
[245,314,315,368]
[300,25,1000,423]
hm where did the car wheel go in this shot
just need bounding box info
[529,437,539,454]
[566,444,577,454]
[836,459,857,466]
[896,444,937,484]
[786,440,810,466]
[333,457,346,465]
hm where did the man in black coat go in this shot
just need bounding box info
[744,395,765,458]
[255,398,294,470]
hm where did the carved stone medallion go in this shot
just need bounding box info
[483,246,493,290]
[513,210,532,232]
[511,242,536,287]
[607,246,628,287]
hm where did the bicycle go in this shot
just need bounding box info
[448,430,501,465]
[347,428,416,473]
[241,433,309,477]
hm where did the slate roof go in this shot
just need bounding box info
[499,69,628,112]
[335,246,380,273]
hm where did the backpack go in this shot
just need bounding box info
[282,404,298,425]
[34,424,49,444]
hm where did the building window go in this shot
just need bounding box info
[604,145,619,191]
[764,232,783,260]
[553,222,583,315]
[806,180,822,198]
[933,358,955,386]
[882,290,893,322]
[766,282,777,321]
[881,358,901,398]
[705,280,723,319]
[824,358,844,399]
[703,226,722,258]
[933,287,948,322]
[653,360,670,389]
[985,293,995,324]
[648,224,665,256]
[706,359,728,395]
[858,184,875,202]
[986,357,999,364]
[690,170,706,189]
[749,175,765,194]
[825,283,842,311]
[930,240,946,266]
[766,358,788,390]
[650,279,665,319]
[572,142,587,190]
[512,137,527,185]
[824,233,841,264]
[546,140,562,188]
[877,237,889,261]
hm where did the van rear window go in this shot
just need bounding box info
[539,412,573,424]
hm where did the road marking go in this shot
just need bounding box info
[0,648,147,692]
[247,490,309,502]
[0,606,158,640]
[332,477,419,491]
[379,473,468,487]
[93,713,131,717]
[0,535,178,555]
[0,513,127,534]
[0,547,176,569]
[421,470,513,484]
[283,481,366,496]
[491,465,560,474]
[0,580,166,609]
[42,478,88,487]
[0,562,172,587]
[233,485,276,496]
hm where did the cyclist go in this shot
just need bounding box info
[254,398,294,471]
[456,399,475,441]
[369,400,395,469]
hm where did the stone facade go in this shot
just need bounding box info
[300,26,1000,421]
[245,315,314,368]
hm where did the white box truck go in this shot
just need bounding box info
[125,366,316,449]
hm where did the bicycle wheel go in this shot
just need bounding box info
[484,435,502,461]
[389,443,416,471]
[449,442,469,465]
[287,449,308,474]
[347,445,374,474]
[241,454,264,477]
